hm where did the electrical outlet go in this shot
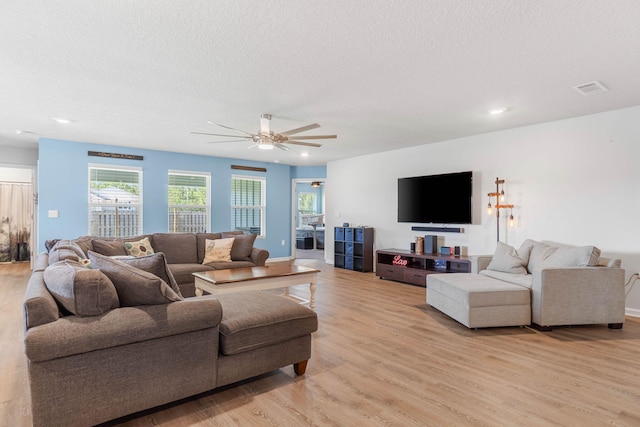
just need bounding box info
[281,240,286,246]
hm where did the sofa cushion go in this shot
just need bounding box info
[523,240,556,273]
[216,291,318,356]
[196,233,222,263]
[111,252,183,298]
[91,238,127,256]
[427,273,531,308]
[203,238,235,263]
[523,239,601,272]
[91,235,154,257]
[203,260,256,270]
[24,270,60,328]
[71,236,94,257]
[541,245,601,268]
[168,263,215,286]
[87,251,183,306]
[44,260,120,316]
[479,269,533,289]
[486,241,529,274]
[124,236,155,257]
[222,232,257,261]
[48,240,87,265]
[152,232,198,264]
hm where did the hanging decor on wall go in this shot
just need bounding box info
[486,177,514,242]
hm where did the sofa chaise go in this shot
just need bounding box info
[427,239,626,329]
[24,244,317,427]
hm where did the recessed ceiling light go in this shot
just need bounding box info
[51,117,72,124]
[300,152,309,157]
[488,108,507,115]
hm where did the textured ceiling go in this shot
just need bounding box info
[2,1,640,166]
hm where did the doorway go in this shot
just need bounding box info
[0,166,35,264]
[292,179,325,260]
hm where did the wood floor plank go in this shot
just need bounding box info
[3,259,640,426]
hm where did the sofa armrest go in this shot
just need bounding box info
[472,255,493,273]
[250,247,269,266]
[25,296,223,362]
[531,267,626,326]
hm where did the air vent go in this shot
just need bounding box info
[573,81,608,96]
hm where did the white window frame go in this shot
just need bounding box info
[168,170,211,233]
[231,174,266,236]
[88,164,143,237]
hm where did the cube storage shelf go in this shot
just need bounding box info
[376,248,472,287]
[334,226,374,272]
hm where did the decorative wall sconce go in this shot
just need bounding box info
[487,177,514,242]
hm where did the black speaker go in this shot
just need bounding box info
[454,246,461,256]
[424,235,438,253]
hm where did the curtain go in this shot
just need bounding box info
[0,182,33,262]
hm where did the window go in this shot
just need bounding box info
[89,165,142,237]
[231,175,265,236]
[298,192,317,227]
[168,170,210,233]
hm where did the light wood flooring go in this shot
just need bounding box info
[2,260,640,427]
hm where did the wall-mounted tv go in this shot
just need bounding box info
[398,171,472,224]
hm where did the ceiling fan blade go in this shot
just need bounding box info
[274,143,288,151]
[283,134,337,140]
[286,140,323,148]
[206,139,247,143]
[279,123,321,136]
[206,121,254,136]
[191,131,252,139]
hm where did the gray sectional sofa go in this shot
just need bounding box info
[46,231,270,297]
[24,234,317,427]
[427,239,626,329]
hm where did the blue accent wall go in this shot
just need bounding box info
[37,138,323,258]
[291,165,326,179]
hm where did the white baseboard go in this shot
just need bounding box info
[625,308,640,318]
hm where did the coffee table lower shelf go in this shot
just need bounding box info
[192,264,319,310]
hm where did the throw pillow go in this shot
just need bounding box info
[124,237,155,257]
[91,239,128,256]
[203,238,235,264]
[44,260,120,316]
[87,251,183,306]
[222,232,257,260]
[114,252,182,297]
[541,245,601,268]
[486,241,529,274]
[48,240,87,265]
[523,239,556,273]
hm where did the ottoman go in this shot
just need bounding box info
[427,273,531,328]
[214,291,318,386]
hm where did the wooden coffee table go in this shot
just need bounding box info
[193,264,319,310]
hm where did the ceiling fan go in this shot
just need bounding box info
[191,114,337,150]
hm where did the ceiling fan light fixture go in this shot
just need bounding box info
[258,142,274,150]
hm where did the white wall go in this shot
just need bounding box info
[326,105,640,315]
[0,143,38,167]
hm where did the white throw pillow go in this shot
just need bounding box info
[541,245,601,268]
[124,237,155,257]
[486,241,529,275]
[202,238,235,263]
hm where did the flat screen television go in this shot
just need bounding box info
[398,171,472,224]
